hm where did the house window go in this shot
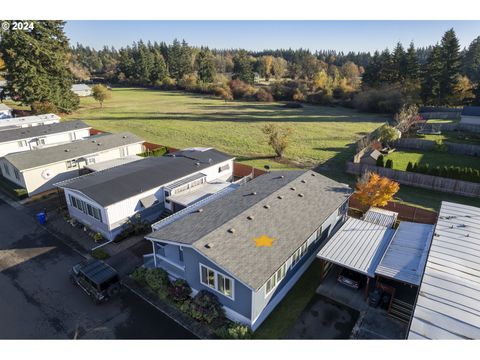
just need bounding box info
[14,169,20,181]
[218,163,230,173]
[179,246,184,262]
[120,146,129,157]
[17,140,27,148]
[68,194,103,222]
[87,157,96,165]
[37,138,46,146]
[265,262,287,297]
[156,243,166,257]
[66,160,77,169]
[164,191,171,204]
[199,264,234,299]
[3,163,10,176]
[291,242,308,268]
[69,132,77,141]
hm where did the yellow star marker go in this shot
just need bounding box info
[254,235,275,247]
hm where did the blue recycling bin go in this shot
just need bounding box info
[36,212,46,225]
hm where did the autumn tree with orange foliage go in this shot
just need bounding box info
[354,172,400,209]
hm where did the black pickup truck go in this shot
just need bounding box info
[70,259,121,304]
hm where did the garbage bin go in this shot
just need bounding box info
[36,212,47,225]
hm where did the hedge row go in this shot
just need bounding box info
[406,161,480,183]
[131,267,252,339]
[375,154,394,169]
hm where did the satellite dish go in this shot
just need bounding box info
[41,169,54,180]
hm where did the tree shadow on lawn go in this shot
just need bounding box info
[89,112,387,124]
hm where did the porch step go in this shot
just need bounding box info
[389,298,413,324]
[157,210,172,221]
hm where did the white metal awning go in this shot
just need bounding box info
[408,202,480,340]
[139,194,158,208]
[167,181,233,207]
[363,207,398,228]
[376,221,434,286]
[316,217,395,277]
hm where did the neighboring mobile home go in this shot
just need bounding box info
[0,113,61,131]
[0,103,12,119]
[0,132,144,196]
[145,170,351,330]
[71,84,92,97]
[56,148,235,241]
[0,120,91,157]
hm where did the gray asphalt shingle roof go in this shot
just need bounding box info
[3,132,143,171]
[147,170,351,290]
[0,120,90,144]
[57,148,233,207]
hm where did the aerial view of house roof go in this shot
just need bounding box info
[3,132,143,171]
[71,84,91,91]
[56,148,233,206]
[147,170,351,290]
[0,113,61,129]
[0,120,90,143]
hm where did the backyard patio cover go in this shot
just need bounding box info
[375,221,434,286]
[316,217,395,277]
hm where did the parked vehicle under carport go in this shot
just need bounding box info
[70,259,121,304]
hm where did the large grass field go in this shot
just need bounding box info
[64,88,388,169]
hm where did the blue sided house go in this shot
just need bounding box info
[145,170,351,330]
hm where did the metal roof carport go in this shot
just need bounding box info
[316,217,395,277]
[376,222,434,286]
[408,202,480,339]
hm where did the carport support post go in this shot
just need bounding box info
[319,259,325,282]
[364,277,370,300]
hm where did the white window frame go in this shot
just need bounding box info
[66,159,78,169]
[291,241,308,269]
[68,194,103,222]
[3,163,10,176]
[199,263,235,300]
[13,168,20,181]
[265,262,287,298]
[17,140,27,148]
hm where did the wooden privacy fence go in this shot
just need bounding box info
[346,162,480,198]
[395,138,480,156]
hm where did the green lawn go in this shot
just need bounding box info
[419,131,480,145]
[383,149,480,172]
[426,118,460,125]
[63,88,388,168]
[253,260,324,339]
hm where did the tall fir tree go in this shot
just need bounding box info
[168,39,193,81]
[362,51,382,87]
[421,45,443,105]
[392,42,407,82]
[462,36,480,84]
[405,42,420,81]
[377,49,394,83]
[150,51,167,84]
[196,47,216,83]
[233,50,254,84]
[439,28,461,104]
[0,20,79,112]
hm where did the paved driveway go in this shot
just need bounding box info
[0,198,195,339]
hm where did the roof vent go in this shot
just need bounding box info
[298,193,304,197]
[195,162,200,166]
[264,204,270,209]
[228,228,235,234]
[301,180,306,183]
[197,208,204,213]
[279,175,285,179]
[311,173,316,176]
[123,135,127,138]
[91,140,96,143]
[208,158,213,163]
[97,143,102,146]
[277,195,283,200]
[205,243,214,249]
[251,191,257,195]
[247,215,254,220]
[290,187,296,191]
[64,149,70,152]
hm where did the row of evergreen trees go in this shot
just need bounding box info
[362,29,480,106]
[406,162,480,183]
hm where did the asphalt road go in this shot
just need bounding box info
[0,198,196,339]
